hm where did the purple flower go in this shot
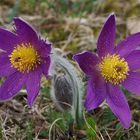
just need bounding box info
[73,14,140,128]
[0,17,51,107]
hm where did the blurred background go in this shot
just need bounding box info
[0,0,140,139]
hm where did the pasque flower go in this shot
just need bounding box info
[73,14,140,128]
[0,18,51,107]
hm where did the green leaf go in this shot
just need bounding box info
[86,117,96,140]
[26,121,33,140]
[101,107,116,126]
[39,129,49,138]
[47,110,73,131]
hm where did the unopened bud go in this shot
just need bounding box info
[53,74,73,111]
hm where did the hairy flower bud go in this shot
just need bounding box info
[53,74,73,111]
[51,50,84,126]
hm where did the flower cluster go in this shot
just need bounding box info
[74,14,140,128]
[0,14,140,128]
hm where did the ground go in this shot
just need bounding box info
[0,0,140,139]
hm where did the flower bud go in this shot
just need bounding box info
[53,74,73,111]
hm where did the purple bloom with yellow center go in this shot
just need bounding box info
[0,17,51,107]
[73,14,140,128]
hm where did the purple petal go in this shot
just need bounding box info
[122,72,140,96]
[84,75,106,110]
[106,84,131,129]
[14,17,38,44]
[0,54,16,76]
[0,28,19,53]
[125,50,140,71]
[73,51,99,76]
[97,14,116,57]
[37,39,52,57]
[26,68,42,107]
[0,72,26,101]
[114,33,140,57]
[41,56,51,78]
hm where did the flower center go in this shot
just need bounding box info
[99,54,129,85]
[9,43,41,73]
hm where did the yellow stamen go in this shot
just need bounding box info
[9,43,41,73]
[99,54,129,85]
